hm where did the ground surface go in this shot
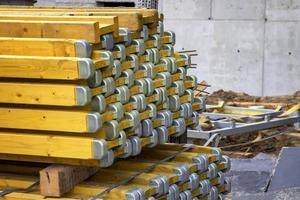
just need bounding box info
[203,90,300,158]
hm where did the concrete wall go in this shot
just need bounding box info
[159,0,300,96]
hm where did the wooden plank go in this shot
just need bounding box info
[0,153,102,167]
[0,107,98,133]
[40,164,98,197]
[0,55,93,80]
[0,15,118,37]
[0,7,157,25]
[0,38,89,57]
[0,20,101,44]
[0,82,86,106]
[0,132,97,159]
[0,11,143,32]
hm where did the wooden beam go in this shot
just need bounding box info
[0,38,91,58]
[0,55,94,80]
[0,82,90,106]
[0,11,143,32]
[0,107,100,133]
[0,15,118,37]
[0,20,101,44]
[0,153,102,167]
[0,131,104,160]
[40,164,98,197]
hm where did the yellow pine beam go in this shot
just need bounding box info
[0,15,118,37]
[0,132,105,160]
[0,20,101,44]
[0,10,143,32]
[0,7,158,26]
[0,153,102,167]
[0,107,101,133]
[0,82,90,106]
[0,55,94,80]
[155,144,222,160]
[0,38,91,58]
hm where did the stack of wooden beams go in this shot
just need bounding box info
[0,6,230,200]
[0,6,203,167]
[0,144,231,199]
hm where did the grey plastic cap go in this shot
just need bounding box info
[218,194,225,200]
[142,119,153,137]
[75,86,92,106]
[119,27,132,46]
[114,44,126,62]
[221,155,231,172]
[130,137,142,156]
[87,112,102,133]
[148,129,159,148]
[199,180,211,196]
[183,190,192,200]
[224,177,231,193]
[150,178,164,196]
[119,130,127,147]
[157,126,169,144]
[174,165,189,183]
[75,40,92,58]
[209,187,219,200]
[141,25,149,41]
[101,34,114,50]
[217,172,225,185]
[127,54,139,71]
[91,95,106,114]
[88,70,102,88]
[133,39,145,56]
[208,163,219,179]
[165,31,176,46]
[78,58,95,80]
[169,184,179,200]
[92,139,108,160]
[193,154,208,172]
[158,21,164,36]
[212,148,222,161]
[120,139,133,158]
[145,49,154,63]
[103,120,120,140]
[188,173,199,190]
[100,150,114,168]
[151,48,160,64]
[163,44,174,57]
[126,188,145,200]
[100,51,113,67]
[151,35,161,50]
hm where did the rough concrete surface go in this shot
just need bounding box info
[161,0,300,96]
[212,0,265,20]
[263,21,300,96]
